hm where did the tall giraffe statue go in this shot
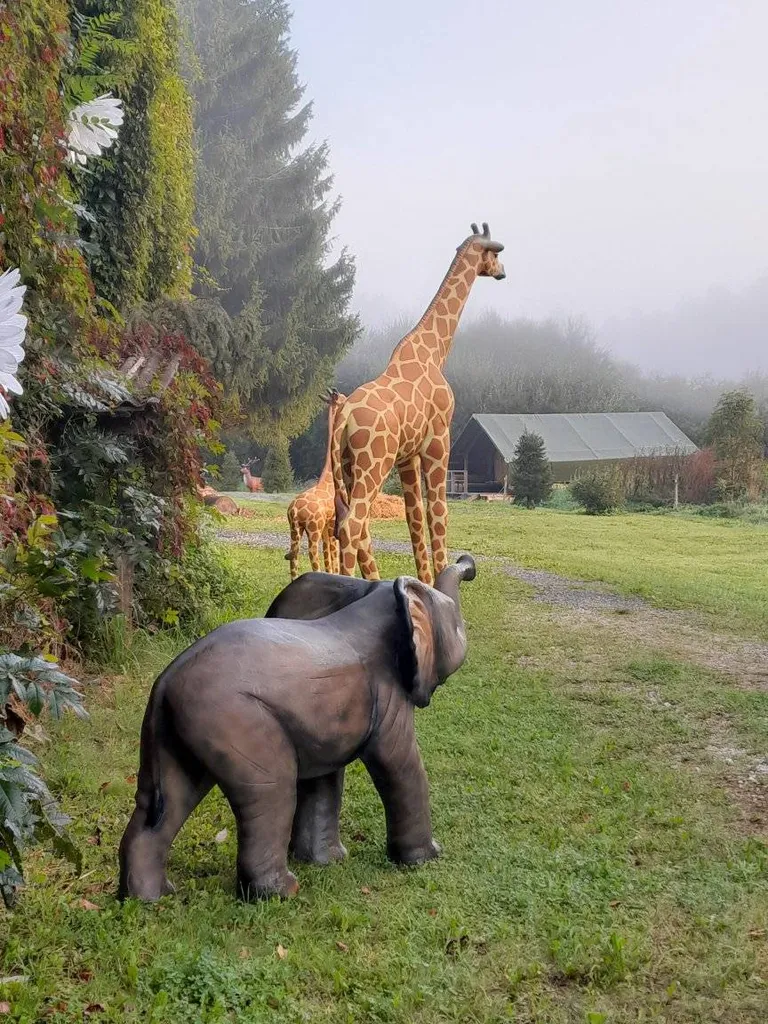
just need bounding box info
[285,389,347,580]
[332,222,505,584]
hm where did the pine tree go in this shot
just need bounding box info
[262,437,294,493]
[510,431,553,508]
[180,0,359,442]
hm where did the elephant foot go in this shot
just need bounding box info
[291,837,348,866]
[237,868,300,902]
[388,838,441,866]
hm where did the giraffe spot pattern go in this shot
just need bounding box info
[334,243,491,581]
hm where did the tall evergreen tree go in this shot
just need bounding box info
[180,0,358,442]
[510,431,553,508]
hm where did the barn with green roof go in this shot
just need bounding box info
[448,412,698,494]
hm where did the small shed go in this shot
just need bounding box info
[449,412,698,494]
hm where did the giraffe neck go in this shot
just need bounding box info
[390,243,482,370]
[317,403,337,484]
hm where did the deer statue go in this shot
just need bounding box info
[285,389,347,579]
[241,462,263,493]
[332,222,505,584]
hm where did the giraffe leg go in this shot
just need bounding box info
[398,456,432,585]
[356,517,380,580]
[421,433,451,579]
[322,522,338,574]
[287,511,301,580]
[321,523,332,573]
[338,484,382,580]
[307,521,322,572]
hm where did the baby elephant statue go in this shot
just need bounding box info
[118,554,477,901]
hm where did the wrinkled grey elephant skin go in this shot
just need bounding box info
[118,554,477,901]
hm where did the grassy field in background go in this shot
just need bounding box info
[2,506,768,1022]
[225,497,768,638]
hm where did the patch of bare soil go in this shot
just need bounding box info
[701,715,768,838]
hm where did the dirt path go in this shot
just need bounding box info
[217,527,768,691]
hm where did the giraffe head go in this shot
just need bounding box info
[466,222,506,280]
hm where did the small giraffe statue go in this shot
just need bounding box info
[332,222,505,584]
[285,389,347,580]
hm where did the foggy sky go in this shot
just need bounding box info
[290,1,768,377]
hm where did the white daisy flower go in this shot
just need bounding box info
[66,93,125,166]
[0,267,27,420]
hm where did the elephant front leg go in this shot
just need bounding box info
[290,769,347,865]
[362,733,439,866]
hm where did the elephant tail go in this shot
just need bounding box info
[331,409,350,539]
[138,671,172,828]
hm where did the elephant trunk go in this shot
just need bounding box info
[433,554,476,606]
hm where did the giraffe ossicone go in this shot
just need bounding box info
[286,389,347,579]
[332,222,506,584]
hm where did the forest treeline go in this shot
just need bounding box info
[291,313,768,479]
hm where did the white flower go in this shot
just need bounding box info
[0,267,27,419]
[66,93,124,166]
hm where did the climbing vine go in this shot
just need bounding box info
[72,0,195,309]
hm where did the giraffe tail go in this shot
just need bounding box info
[330,407,350,539]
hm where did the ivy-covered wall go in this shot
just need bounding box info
[74,0,195,311]
[0,0,95,352]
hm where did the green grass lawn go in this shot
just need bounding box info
[3,509,768,1022]
[227,497,768,638]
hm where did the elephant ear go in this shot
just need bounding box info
[394,576,438,707]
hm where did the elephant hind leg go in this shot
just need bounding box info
[118,741,212,901]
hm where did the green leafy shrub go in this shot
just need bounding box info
[133,537,240,635]
[570,470,625,515]
[0,654,88,907]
